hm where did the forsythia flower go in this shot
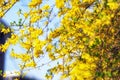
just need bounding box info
[0,10,4,17]
[20,42,31,50]
[42,5,50,10]
[23,12,28,18]
[46,43,53,52]
[56,0,64,8]
[28,0,42,8]
[33,49,43,58]
[70,62,93,80]
[7,34,19,44]
[0,42,10,52]
[107,2,119,10]
[20,54,31,62]
[1,28,10,34]
[11,51,31,62]
[2,0,120,79]
[25,60,36,68]
[30,15,40,23]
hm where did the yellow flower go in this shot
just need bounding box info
[42,5,50,10]
[107,2,119,10]
[7,34,18,44]
[3,73,6,78]
[30,15,40,23]
[48,52,55,60]
[28,0,42,8]
[20,42,31,50]
[33,49,43,58]
[56,0,64,8]
[32,39,41,47]
[1,42,10,52]
[0,10,4,18]
[78,45,84,49]
[25,60,36,68]
[23,12,28,18]
[20,54,31,62]
[1,28,10,34]
[46,43,53,52]
[111,28,115,33]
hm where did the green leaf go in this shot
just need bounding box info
[95,72,104,78]
[0,70,2,75]
[106,72,112,77]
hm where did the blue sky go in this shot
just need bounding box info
[3,0,62,80]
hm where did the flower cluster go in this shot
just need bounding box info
[1,0,120,80]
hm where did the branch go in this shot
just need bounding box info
[1,1,18,18]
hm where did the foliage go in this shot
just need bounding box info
[0,0,120,80]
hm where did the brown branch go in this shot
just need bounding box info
[1,1,18,18]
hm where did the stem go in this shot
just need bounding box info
[1,1,18,18]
